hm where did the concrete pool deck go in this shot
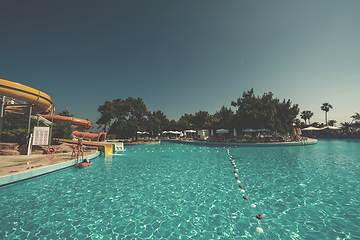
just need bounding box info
[0,150,101,187]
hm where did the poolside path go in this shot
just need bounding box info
[0,149,99,179]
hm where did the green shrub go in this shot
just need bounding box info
[52,122,73,139]
[0,128,28,145]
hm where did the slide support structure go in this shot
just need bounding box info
[0,95,5,133]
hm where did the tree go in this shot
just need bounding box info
[293,119,301,126]
[52,122,73,139]
[300,110,313,125]
[145,112,161,136]
[152,110,170,131]
[58,107,73,117]
[340,122,352,133]
[97,97,149,139]
[231,89,299,133]
[97,122,111,132]
[178,114,194,129]
[300,112,307,124]
[192,111,209,129]
[351,112,360,122]
[214,106,234,129]
[328,120,337,127]
[321,103,333,125]
[311,122,324,128]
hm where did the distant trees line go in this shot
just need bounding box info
[96,89,300,139]
[297,103,360,133]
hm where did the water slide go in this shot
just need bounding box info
[37,115,107,142]
[37,115,93,131]
[0,78,106,142]
[0,78,53,114]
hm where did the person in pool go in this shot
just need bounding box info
[77,159,91,168]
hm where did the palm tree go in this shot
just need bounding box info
[300,111,307,124]
[340,122,352,133]
[300,110,313,125]
[307,111,314,125]
[328,120,337,126]
[293,119,301,126]
[321,103,333,125]
[351,112,360,122]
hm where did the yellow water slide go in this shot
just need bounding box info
[0,78,53,113]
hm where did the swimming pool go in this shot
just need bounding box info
[0,139,359,239]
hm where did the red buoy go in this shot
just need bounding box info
[234,171,237,173]
[243,196,248,200]
[235,177,239,179]
[256,214,262,219]
[239,185,243,188]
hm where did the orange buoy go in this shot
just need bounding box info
[47,147,56,154]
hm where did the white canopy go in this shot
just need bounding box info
[233,129,237,136]
[301,126,322,131]
[184,130,197,133]
[216,129,229,134]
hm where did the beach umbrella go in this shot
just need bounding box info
[257,129,270,132]
[242,128,256,132]
[216,129,229,134]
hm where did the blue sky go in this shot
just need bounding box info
[1,0,359,130]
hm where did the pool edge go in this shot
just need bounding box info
[0,152,101,187]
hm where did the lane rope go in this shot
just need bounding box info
[226,147,268,239]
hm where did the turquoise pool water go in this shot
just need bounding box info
[0,139,359,239]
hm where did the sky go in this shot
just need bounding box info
[1,0,359,130]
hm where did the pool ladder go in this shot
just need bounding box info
[71,147,84,165]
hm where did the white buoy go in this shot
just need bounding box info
[250,204,256,208]
[235,173,238,177]
[240,189,245,193]
[237,180,241,183]
[256,227,264,233]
